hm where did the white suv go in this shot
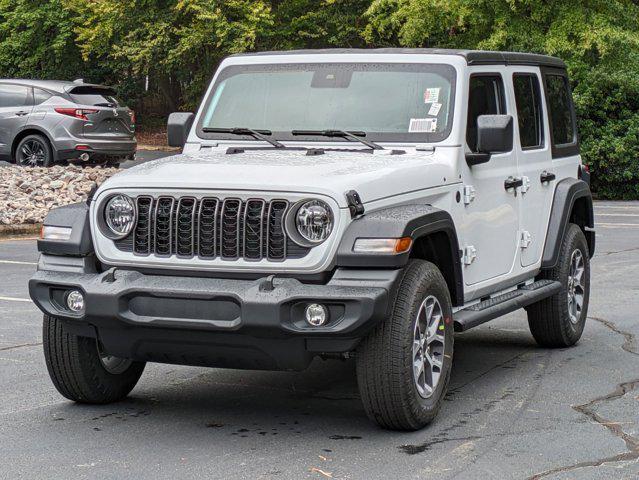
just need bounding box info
[30,49,594,431]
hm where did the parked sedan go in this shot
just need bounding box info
[0,79,136,167]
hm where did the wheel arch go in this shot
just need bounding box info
[336,204,464,307]
[11,127,55,163]
[541,178,595,270]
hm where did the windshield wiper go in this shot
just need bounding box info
[291,129,384,150]
[202,127,284,148]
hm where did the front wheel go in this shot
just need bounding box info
[527,223,591,347]
[43,315,145,403]
[356,260,454,430]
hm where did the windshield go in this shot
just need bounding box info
[197,63,456,143]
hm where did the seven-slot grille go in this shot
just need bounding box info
[116,196,306,261]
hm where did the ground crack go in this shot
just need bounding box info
[0,342,42,352]
[527,317,639,479]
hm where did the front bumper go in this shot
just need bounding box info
[29,258,399,370]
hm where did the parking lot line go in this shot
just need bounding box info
[597,223,639,228]
[0,296,32,303]
[0,260,37,266]
[595,213,639,217]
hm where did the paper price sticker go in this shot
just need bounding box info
[428,102,442,116]
[424,88,440,104]
[409,118,437,133]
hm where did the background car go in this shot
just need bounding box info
[0,79,136,167]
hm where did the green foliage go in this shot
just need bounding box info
[0,0,637,197]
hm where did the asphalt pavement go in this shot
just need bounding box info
[0,202,638,479]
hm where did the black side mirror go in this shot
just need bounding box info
[466,114,514,166]
[167,112,195,148]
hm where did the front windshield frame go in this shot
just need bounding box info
[195,62,457,144]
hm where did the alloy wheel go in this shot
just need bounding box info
[412,295,446,399]
[567,249,586,324]
[19,139,46,166]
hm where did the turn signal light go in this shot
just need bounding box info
[353,237,413,254]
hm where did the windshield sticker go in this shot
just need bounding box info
[423,88,440,104]
[428,102,442,116]
[409,118,437,133]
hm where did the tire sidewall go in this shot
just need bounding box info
[399,262,454,422]
[16,134,53,167]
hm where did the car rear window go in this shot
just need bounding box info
[68,86,121,107]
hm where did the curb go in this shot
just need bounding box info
[137,145,180,152]
[0,223,41,239]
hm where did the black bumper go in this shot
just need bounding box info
[29,263,400,371]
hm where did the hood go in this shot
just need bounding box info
[100,148,458,207]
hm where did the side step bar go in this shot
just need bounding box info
[453,280,561,332]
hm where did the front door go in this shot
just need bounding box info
[0,84,32,160]
[461,73,520,286]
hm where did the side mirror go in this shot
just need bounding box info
[466,114,514,166]
[167,112,195,148]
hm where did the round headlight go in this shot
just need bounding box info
[294,200,334,245]
[104,194,136,238]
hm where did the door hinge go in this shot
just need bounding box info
[462,185,476,205]
[520,176,531,194]
[520,230,532,249]
[462,245,477,265]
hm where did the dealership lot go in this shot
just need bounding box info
[0,201,638,480]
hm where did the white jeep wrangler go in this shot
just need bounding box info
[30,49,594,430]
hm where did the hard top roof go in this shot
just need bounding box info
[231,48,566,69]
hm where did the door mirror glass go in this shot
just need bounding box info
[476,114,514,154]
[167,112,195,148]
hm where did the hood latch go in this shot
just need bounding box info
[345,190,365,218]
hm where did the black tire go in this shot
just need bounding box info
[15,134,54,167]
[43,315,145,404]
[356,259,454,430]
[527,224,590,347]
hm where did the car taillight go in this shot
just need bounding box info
[54,107,98,121]
[128,110,136,125]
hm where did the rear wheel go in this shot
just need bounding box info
[527,224,590,347]
[43,315,145,403]
[356,260,454,430]
[15,134,53,167]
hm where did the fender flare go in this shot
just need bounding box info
[336,204,464,306]
[541,178,594,269]
[38,202,94,256]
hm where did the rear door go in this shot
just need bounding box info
[509,68,554,267]
[0,84,33,159]
[67,86,134,140]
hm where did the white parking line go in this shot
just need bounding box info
[0,296,31,303]
[0,260,37,266]
[597,223,639,228]
[595,213,639,217]
[594,205,639,210]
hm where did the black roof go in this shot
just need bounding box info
[231,48,566,69]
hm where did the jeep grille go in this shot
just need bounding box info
[114,196,309,261]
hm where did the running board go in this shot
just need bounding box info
[454,280,561,332]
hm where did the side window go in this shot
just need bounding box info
[0,84,30,108]
[513,74,544,149]
[545,74,575,146]
[466,75,506,152]
[33,88,52,105]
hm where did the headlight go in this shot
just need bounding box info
[104,194,136,238]
[293,199,334,245]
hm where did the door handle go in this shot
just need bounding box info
[15,111,29,117]
[504,176,523,191]
[540,171,556,183]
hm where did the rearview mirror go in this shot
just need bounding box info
[167,112,195,148]
[466,114,514,166]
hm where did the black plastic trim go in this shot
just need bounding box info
[336,205,463,305]
[542,178,594,268]
[37,203,94,256]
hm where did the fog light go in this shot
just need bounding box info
[305,303,328,326]
[66,290,85,313]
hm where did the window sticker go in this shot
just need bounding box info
[423,88,440,104]
[409,118,437,133]
[428,102,442,116]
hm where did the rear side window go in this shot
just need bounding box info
[545,74,575,146]
[0,84,30,108]
[466,75,506,152]
[68,86,120,107]
[33,88,52,105]
[513,74,544,149]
